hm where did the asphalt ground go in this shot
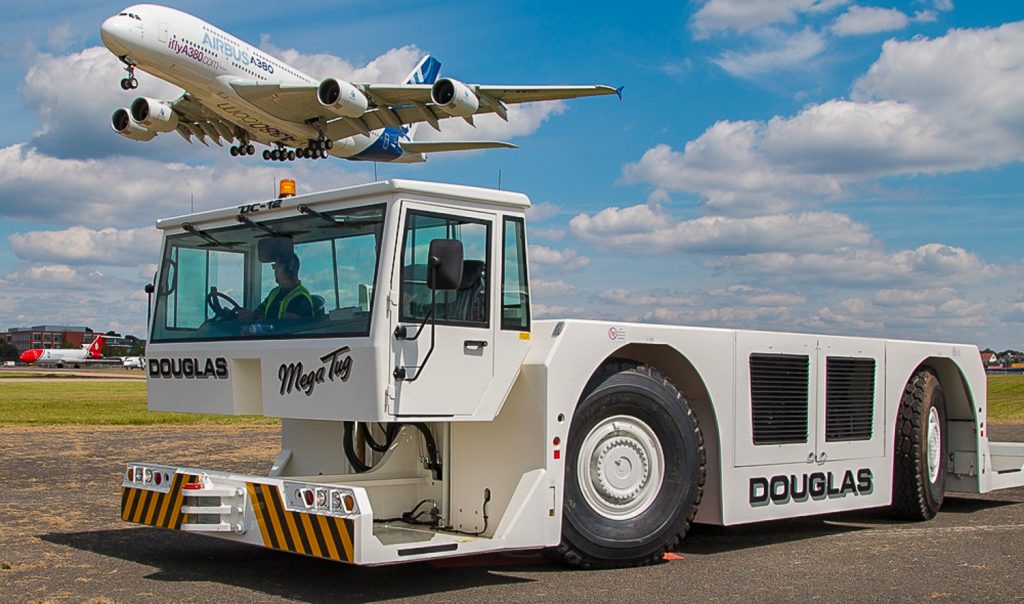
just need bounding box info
[2,424,1024,604]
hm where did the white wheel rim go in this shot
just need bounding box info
[576,414,664,520]
[926,406,942,483]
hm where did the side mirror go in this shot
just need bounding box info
[258,236,294,262]
[427,239,463,291]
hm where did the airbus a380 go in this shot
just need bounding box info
[100,5,620,163]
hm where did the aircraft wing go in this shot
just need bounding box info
[228,81,336,123]
[167,94,249,146]
[363,84,618,105]
[226,79,619,142]
[399,140,518,153]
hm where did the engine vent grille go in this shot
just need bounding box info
[750,353,809,445]
[825,357,875,442]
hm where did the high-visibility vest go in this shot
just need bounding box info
[262,284,312,319]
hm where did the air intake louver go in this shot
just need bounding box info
[825,357,875,442]
[750,354,809,445]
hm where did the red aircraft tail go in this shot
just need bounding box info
[87,335,105,359]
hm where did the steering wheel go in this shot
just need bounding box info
[206,287,242,321]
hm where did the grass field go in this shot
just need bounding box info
[0,380,278,425]
[987,374,1024,423]
[0,374,1021,426]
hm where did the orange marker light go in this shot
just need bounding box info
[279,178,296,198]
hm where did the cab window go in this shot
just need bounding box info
[400,211,490,326]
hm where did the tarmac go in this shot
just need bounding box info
[1,423,1023,603]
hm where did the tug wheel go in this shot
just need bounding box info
[891,367,947,520]
[551,361,704,569]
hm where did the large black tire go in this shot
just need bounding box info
[550,361,705,569]
[891,367,947,520]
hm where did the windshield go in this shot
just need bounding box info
[151,204,385,342]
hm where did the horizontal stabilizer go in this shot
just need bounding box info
[399,140,518,154]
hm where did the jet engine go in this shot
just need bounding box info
[430,78,479,118]
[317,78,369,118]
[111,108,157,141]
[129,97,179,133]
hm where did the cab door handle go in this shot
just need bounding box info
[464,340,488,349]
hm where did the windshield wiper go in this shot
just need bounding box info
[297,204,380,226]
[236,214,309,238]
[182,222,239,248]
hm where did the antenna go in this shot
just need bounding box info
[190,193,194,213]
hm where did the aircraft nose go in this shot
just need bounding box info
[100,16,131,55]
[19,349,41,363]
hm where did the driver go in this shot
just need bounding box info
[238,252,314,320]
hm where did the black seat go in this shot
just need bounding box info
[311,295,326,317]
[453,260,486,323]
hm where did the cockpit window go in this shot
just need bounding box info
[151,204,386,342]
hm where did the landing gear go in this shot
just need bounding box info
[119,61,138,90]
[230,144,256,157]
[259,141,331,162]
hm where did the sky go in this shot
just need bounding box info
[0,0,1022,350]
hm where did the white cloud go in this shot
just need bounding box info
[0,144,369,227]
[21,46,185,159]
[707,243,995,287]
[691,0,848,38]
[526,202,560,222]
[417,101,567,142]
[9,226,161,266]
[528,245,590,271]
[529,226,566,241]
[913,10,938,23]
[626,22,1024,216]
[714,28,827,78]
[532,279,579,296]
[831,7,910,36]
[596,288,695,307]
[0,263,149,335]
[259,40,422,83]
[532,303,588,319]
[570,204,872,254]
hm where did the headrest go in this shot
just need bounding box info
[459,260,485,290]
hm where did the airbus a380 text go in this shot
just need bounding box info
[100,4,619,163]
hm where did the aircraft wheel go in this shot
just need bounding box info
[246,145,255,155]
[262,150,271,160]
[270,149,280,160]
[550,361,705,569]
[287,150,296,161]
[129,78,138,89]
[320,149,329,159]
[325,139,334,150]
[229,146,239,157]
[891,367,947,520]
[120,78,131,90]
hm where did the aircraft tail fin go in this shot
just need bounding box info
[401,56,441,142]
[87,335,105,359]
[404,55,441,86]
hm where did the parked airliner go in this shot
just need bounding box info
[19,335,105,367]
[100,5,619,163]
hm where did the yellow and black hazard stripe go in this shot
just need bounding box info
[246,482,355,563]
[120,473,199,529]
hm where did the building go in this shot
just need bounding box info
[4,325,91,355]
